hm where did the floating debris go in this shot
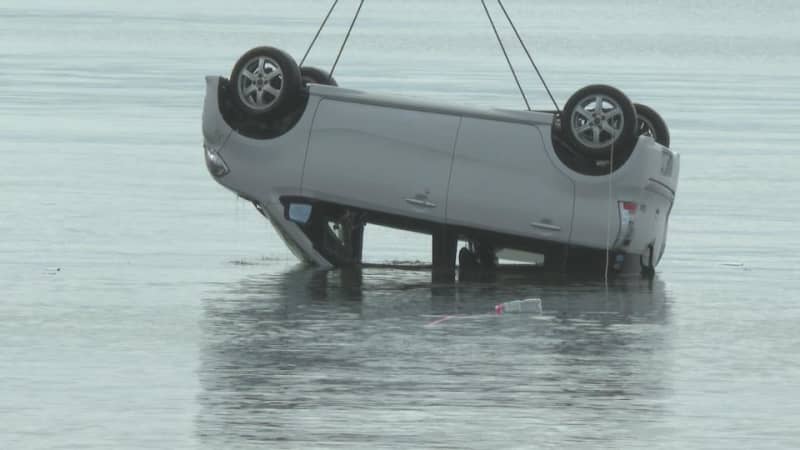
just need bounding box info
[495,298,543,315]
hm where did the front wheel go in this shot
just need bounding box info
[230,46,302,118]
[561,85,638,161]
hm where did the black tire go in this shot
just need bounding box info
[634,103,670,147]
[561,85,638,161]
[230,46,302,118]
[300,66,338,87]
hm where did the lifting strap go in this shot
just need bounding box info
[300,0,559,112]
[299,0,365,80]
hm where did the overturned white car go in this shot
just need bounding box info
[202,46,679,276]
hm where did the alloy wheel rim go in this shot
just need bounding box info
[237,56,283,111]
[570,94,625,149]
[638,116,656,138]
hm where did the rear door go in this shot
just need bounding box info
[302,99,460,223]
[446,117,574,242]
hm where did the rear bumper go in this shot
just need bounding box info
[563,136,679,255]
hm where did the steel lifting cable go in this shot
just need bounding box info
[303,0,556,113]
[329,0,365,78]
[298,0,364,78]
[604,140,616,288]
[496,0,560,114]
[481,0,531,111]
[300,0,340,67]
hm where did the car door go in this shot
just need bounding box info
[446,117,574,242]
[302,98,460,223]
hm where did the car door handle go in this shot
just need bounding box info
[530,221,561,231]
[405,198,437,208]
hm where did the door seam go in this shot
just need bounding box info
[443,116,464,225]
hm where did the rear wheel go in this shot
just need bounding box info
[301,66,338,86]
[634,103,670,147]
[230,46,302,118]
[561,85,638,161]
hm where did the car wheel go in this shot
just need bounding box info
[561,85,638,161]
[301,66,338,87]
[230,47,302,118]
[634,103,670,147]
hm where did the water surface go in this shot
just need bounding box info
[2,1,800,448]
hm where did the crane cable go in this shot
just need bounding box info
[300,0,339,67]
[605,140,615,289]
[496,0,560,114]
[329,0,365,79]
[298,0,365,80]
[302,0,557,114]
[481,0,531,111]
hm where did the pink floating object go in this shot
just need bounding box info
[426,315,454,327]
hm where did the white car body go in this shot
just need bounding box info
[203,75,679,274]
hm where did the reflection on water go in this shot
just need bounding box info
[197,267,673,448]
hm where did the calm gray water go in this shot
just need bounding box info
[2,1,800,448]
